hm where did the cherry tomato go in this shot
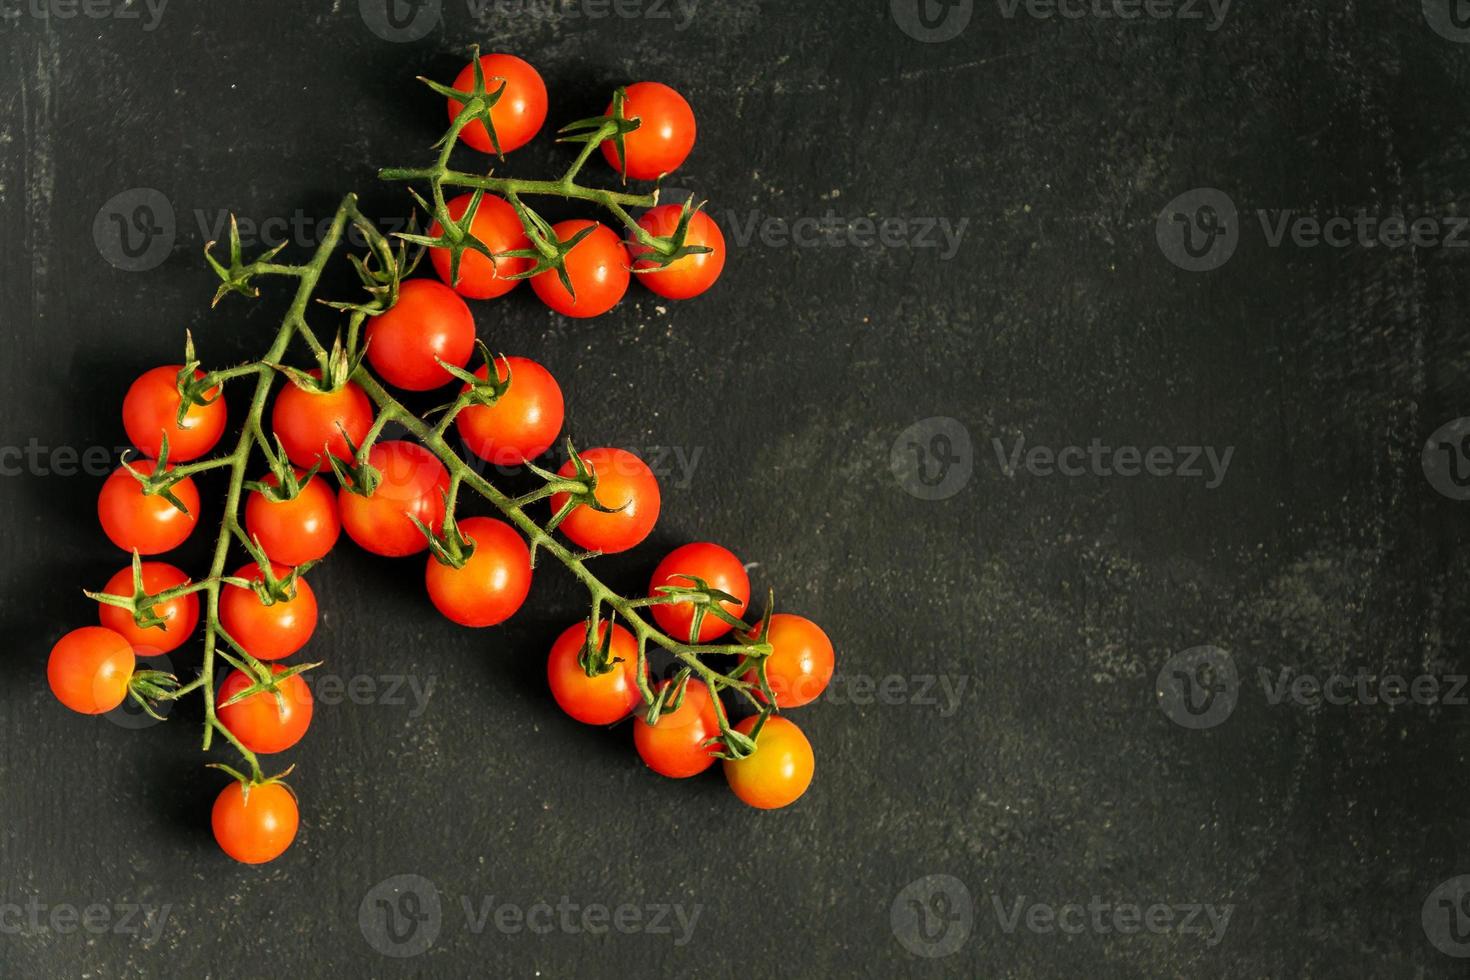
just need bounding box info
[602,82,696,181]
[549,447,660,554]
[448,52,548,155]
[424,517,532,628]
[212,780,299,864]
[218,563,318,662]
[429,193,533,299]
[529,221,630,319]
[633,679,720,778]
[338,441,450,557]
[648,542,750,643]
[271,370,374,468]
[631,206,726,300]
[547,620,644,725]
[245,472,341,566]
[47,627,134,715]
[365,279,476,391]
[723,715,814,810]
[98,461,199,555]
[216,664,313,754]
[122,365,227,462]
[742,614,834,709]
[455,356,564,467]
[96,562,199,655]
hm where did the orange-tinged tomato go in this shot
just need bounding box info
[630,205,726,300]
[424,517,532,628]
[218,563,318,662]
[448,52,548,155]
[216,665,313,754]
[245,472,341,566]
[122,365,227,462]
[271,371,374,468]
[97,461,199,555]
[723,715,814,810]
[648,542,749,643]
[633,679,720,778]
[547,621,644,725]
[96,562,199,655]
[47,627,135,715]
[455,356,564,467]
[549,447,660,554]
[742,614,834,709]
[212,780,299,864]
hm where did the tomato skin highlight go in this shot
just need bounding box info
[723,715,814,810]
[549,447,660,554]
[429,193,533,298]
[649,542,750,643]
[424,517,532,628]
[212,781,299,865]
[631,206,726,300]
[547,621,644,725]
[602,82,696,181]
[742,614,834,709]
[271,371,374,468]
[529,221,630,319]
[48,627,135,715]
[216,665,313,754]
[455,356,564,467]
[245,473,341,567]
[98,461,199,555]
[365,279,477,391]
[122,365,227,462]
[339,441,450,557]
[448,53,548,155]
[97,562,199,655]
[218,563,318,662]
[634,679,720,778]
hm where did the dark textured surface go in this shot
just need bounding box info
[3,1,1470,976]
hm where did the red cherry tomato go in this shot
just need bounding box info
[634,679,720,778]
[96,562,199,655]
[549,447,660,554]
[47,627,135,715]
[270,370,375,468]
[529,221,630,319]
[424,517,532,628]
[630,206,726,300]
[244,472,341,566]
[365,279,476,391]
[602,82,696,181]
[648,542,750,643]
[455,356,564,467]
[429,193,534,299]
[216,664,313,754]
[338,441,450,557]
[448,52,547,155]
[218,563,318,662]
[742,614,834,709]
[723,715,814,810]
[122,365,227,462]
[547,620,644,725]
[98,461,199,555]
[212,780,299,864]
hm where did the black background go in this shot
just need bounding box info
[4,0,1470,976]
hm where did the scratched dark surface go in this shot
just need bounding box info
[3,1,1470,977]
